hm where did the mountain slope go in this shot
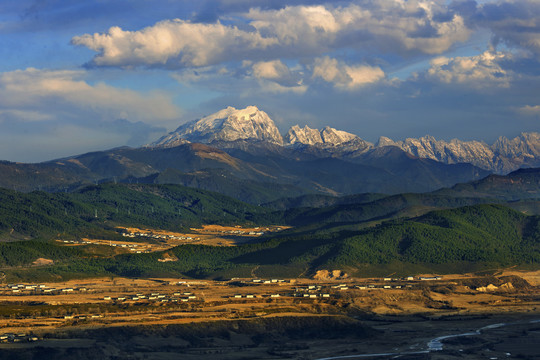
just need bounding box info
[0,141,492,201]
[140,168,308,205]
[436,167,540,200]
[0,183,274,241]
[323,204,539,267]
[282,192,500,227]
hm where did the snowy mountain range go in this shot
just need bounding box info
[379,133,540,174]
[0,105,535,204]
[151,105,540,173]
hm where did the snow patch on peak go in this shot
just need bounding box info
[320,126,358,145]
[147,133,191,149]
[285,125,323,145]
[376,136,397,147]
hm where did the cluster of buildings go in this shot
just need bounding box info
[107,242,147,253]
[122,231,198,241]
[0,333,39,343]
[63,314,102,320]
[382,276,442,281]
[251,279,288,284]
[226,275,446,299]
[222,228,266,236]
[103,291,197,303]
[59,238,150,253]
[60,239,92,244]
[3,283,88,295]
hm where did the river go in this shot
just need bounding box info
[316,318,540,360]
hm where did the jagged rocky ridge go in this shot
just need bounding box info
[285,125,359,146]
[151,106,540,174]
[377,133,540,174]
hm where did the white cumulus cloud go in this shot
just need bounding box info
[252,60,291,80]
[248,2,471,55]
[251,59,305,90]
[72,19,277,68]
[312,56,385,90]
[72,2,472,69]
[426,51,510,87]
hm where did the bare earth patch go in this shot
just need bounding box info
[31,258,54,266]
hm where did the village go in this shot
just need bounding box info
[0,272,480,343]
[0,274,441,299]
[0,269,535,347]
[56,225,291,254]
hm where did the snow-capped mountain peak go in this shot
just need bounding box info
[152,105,284,147]
[284,124,360,146]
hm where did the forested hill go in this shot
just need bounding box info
[223,204,539,277]
[324,204,539,266]
[0,202,537,280]
[0,183,273,241]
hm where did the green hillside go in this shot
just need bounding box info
[326,204,538,267]
[0,187,96,239]
[282,193,503,226]
[0,183,274,241]
[147,168,309,204]
[436,168,540,200]
[263,192,387,210]
[3,204,537,281]
[69,183,275,228]
[0,179,538,281]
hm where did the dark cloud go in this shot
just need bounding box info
[449,0,478,22]
[408,23,440,39]
[1,0,197,34]
[453,0,540,55]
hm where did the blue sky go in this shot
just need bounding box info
[0,0,539,162]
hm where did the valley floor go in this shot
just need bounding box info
[0,271,537,359]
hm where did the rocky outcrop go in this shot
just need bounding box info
[313,269,349,280]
